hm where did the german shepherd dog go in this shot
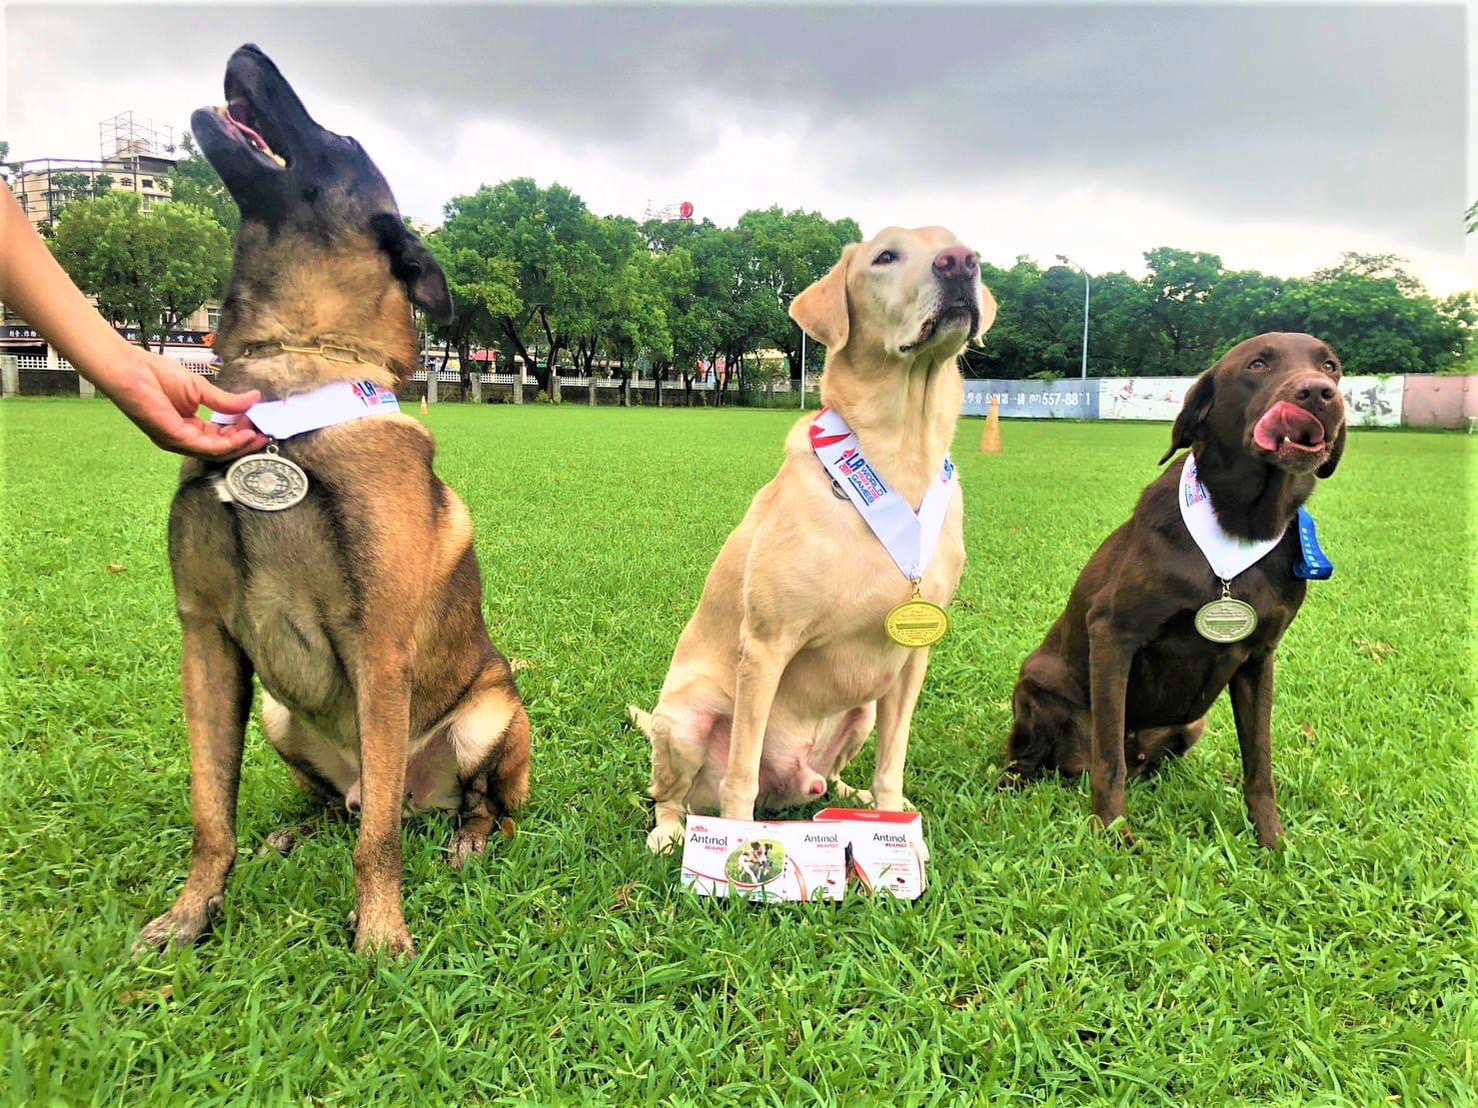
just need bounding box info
[133,46,529,959]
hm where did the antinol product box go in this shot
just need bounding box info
[679,810,928,902]
[680,816,848,902]
[814,808,927,900]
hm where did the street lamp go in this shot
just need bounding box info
[1056,254,1090,380]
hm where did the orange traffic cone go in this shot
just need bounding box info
[979,396,1003,454]
[420,395,429,415]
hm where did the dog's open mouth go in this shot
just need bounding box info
[1252,401,1327,464]
[212,98,287,169]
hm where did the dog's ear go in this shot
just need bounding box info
[371,213,454,325]
[1316,420,1347,479]
[1159,368,1216,465]
[790,244,857,351]
[975,280,999,342]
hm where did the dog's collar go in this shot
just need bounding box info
[239,341,389,370]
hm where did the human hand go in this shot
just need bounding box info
[100,351,269,459]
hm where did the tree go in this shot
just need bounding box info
[163,131,240,235]
[49,192,230,351]
[1313,252,1426,297]
[423,234,520,386]
[438,179,604,394]
[734,206,862,378]
[1142,247,1224,373]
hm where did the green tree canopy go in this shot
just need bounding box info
[49,191,230,351]
[164,131,240,235]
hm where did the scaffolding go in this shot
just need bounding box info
[99,111,175,160]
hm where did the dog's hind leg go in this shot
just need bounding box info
[257,692,357,856]
[441,675,530,869]
[636,701,717,854]
[823,704,877,806]
[1002,654,1082,787]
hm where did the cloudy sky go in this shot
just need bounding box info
[6,2,1473,293]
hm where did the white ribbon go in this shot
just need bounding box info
[209,379,401,439]
[1179,453,1285,581]
[810,406,956,582]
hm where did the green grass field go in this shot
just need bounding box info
[1,398,1474,1104]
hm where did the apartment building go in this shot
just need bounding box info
[2,112,219,368]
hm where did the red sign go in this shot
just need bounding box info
[679,201,693,220]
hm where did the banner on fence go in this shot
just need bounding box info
[961,380,1100,420]
[963,374,1407,427]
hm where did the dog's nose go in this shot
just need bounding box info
[1293,377,1338,406]
[933,247,978,279]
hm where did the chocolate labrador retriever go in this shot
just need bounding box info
[1003,333,1346,847]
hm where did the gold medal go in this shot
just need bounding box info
[1194,586,1258,644]
[224,444,309,512]
[885,587,949,648]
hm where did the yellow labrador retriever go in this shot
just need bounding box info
[631,226,996,852]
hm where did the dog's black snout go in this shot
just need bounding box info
[1293,377,1338,407]
[933,246,978,280]
[345,795,361,816]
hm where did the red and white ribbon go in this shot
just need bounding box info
[809,406,956,582]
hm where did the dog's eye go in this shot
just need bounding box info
[1249,357,1268,370]
[1324,359,1338,373]
[302,185,319,203]
[873,250,898,266]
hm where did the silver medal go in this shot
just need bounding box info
[1194,582,1258,644]
[224,445,308,511]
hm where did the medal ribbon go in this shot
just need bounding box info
[809,406,956,582]
[1179,454,1285,581]
[1179,455,1333,582]
[209,379,401,439]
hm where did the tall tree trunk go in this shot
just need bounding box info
[499,319,547,393]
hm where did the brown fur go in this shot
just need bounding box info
[134,47,526,960]
[1002,333,1347,848]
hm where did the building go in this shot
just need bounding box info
[2,111,219,370]
[8,112,178,232]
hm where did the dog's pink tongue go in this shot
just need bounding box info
[1253,402,1326,453]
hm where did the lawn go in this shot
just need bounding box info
[1,397,1473,1105]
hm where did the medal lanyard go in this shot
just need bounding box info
[809,407,956,587]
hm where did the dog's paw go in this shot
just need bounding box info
[1253,816,1285,851]
[131,896,223,958]
[448,824,490,870]
[830,778,873,807]
[870,790,911,813]
[348,909,417,960]
[260,824,309,858]
[646,823,683,855]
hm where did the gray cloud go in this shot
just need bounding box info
[9,4,1467,251]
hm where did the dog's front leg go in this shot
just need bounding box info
[134,616,252,956]
[350,647,416,958]
[1086,615,1134,840]
[1228,651,1284,849]
[720,634,792,820]
[872,648,929,813]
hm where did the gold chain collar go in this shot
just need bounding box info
[238,341,390,370]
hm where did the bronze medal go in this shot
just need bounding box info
[224,446,309,512]
[1194,597,1258,644]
